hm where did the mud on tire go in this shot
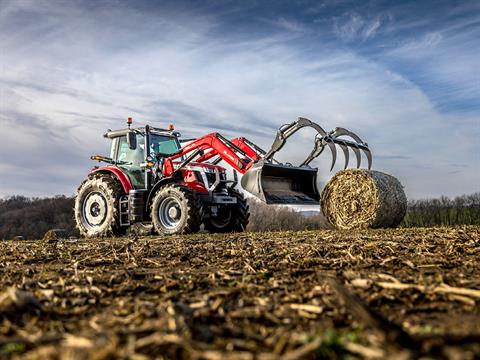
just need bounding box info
[151,184,202,235]
[75,174,126,238]
[204,190,249,233]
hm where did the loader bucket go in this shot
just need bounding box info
[241,162,320,205]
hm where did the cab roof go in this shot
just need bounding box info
[104,126,179,139]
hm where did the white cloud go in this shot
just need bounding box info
[333,13,383,41]
[363,18,381,39]
[0,1,478,199]
[393,32,443,53]
[272,17,306,33]
[386,20,480,108]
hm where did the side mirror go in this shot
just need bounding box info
[127,131,137,150]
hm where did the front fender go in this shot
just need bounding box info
[90,166,133,194]
[145,178,176,212]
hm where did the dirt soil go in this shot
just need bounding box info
[0,227,479,359]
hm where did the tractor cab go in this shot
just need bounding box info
[104,125,181,189]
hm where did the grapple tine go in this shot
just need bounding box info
[350,142,361,168]
[300,135,326,167]
[327,140,337,171]
[330,127,372,169]
[363,147,372,169]
[332,127,364,144]
[336,140,349,169]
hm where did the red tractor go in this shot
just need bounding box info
[74,117,371,237]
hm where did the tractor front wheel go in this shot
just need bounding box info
[151,184,202,235]
[204,190,249,233]
[75,174,126,238]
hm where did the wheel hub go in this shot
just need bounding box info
[168,206,180,220]
[91,203,101,217]
[83,192,107,227]
[159,197,182,229]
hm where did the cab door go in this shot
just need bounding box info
[115,134,146,189]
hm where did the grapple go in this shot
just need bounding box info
[241,117,372,205]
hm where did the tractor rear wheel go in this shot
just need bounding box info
[151,184,202,235]
[75,174,126,238]
[204,190,249,233]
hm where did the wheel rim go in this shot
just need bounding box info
[158,196,182,229]
[210,206,232,228]
[82,191,108,228]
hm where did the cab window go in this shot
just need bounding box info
[109,138,119,160]
[117,135,145,165]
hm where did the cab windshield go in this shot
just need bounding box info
[149,134,180,156]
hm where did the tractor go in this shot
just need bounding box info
[74,117,371,237]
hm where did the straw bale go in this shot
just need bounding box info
[320,169,407,229]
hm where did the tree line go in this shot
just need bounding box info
[402,192,480,227]
[0,192,479,239]
[0,196,78,240]
[0,195,328,239]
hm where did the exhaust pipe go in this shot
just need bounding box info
[241,161,320,205]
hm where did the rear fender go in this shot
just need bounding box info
[90,166,133,194]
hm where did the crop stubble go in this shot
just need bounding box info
[0,227,479,359]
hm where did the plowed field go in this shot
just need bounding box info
[1,227,479,359]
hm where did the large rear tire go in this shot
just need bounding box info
[204,190,249,233]
[151,184,202,235]
[75,174,126,238]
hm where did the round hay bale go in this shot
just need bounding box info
[320,169,407,230]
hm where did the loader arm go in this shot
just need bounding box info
[232,137,266,161]
[163,133,254,177]
[196,137,264,164]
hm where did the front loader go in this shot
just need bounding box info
[74,117,371,237]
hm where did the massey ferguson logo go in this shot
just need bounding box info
[223,150,236,163]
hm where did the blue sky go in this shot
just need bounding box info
[0,0,479,199]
